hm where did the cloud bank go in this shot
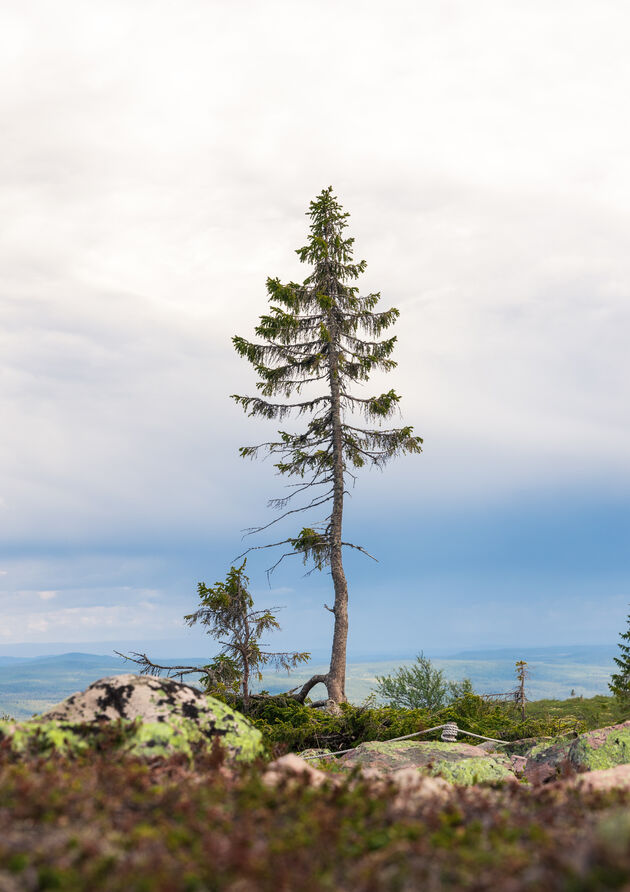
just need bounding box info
[1,0,629,649]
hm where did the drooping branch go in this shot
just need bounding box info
[115,651,206,683]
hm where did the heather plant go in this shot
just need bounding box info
[2,740,630,890]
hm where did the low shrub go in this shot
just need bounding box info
[237,693,587,755]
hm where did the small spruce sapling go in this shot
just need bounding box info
[119,561,309,712]
[186,561,309,711]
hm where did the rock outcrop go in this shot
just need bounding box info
[263,754,453,810]
[0,673,263,762]
[522,721,630,784]
[335,740,516,785]
[294,725,630,788]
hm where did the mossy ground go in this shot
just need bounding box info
[430,755,514,785]
[527,695,630,729]
[4,696,630,888]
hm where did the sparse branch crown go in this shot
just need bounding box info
[231,186,422,571]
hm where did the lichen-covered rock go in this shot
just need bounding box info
[523,722,630,784]
[477,737,550,757]
[262,756,453,805]
[430,755,515,785]
[568,722,630,772]
[0,674,262,762]
[521,737,574,784]
[297,748,333,768]
[264,754,336,788]
[338,740,485,772]
[336,740,516,785]
[569,764,630,793]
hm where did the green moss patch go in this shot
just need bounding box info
[430,756,514,785]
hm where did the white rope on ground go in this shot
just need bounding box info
[301,722,508,760]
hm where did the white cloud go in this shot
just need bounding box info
[0,0,629,644]
[37,590,57,600]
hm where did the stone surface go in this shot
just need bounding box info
[0,674,263,762]
[569,764,630,793]
[521,738,573,784]
[263,753,336,788]
[433,755,515,784]
[569,722,630,772]
[338,740,484,771]
[297,748,333,768]
[263,755,453,807]
[477,737,551,757]
[336,740,516,785]
[522,722,630,784]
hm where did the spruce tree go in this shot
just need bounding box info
[232,187,422,703]
[119,561,309,712]
[609,610,630,700]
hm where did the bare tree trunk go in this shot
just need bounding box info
[515,660,527,721]
[241,614,250,713]
[325,278,349,704]
[242,655,250,713]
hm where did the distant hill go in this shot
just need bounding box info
[0,653,204,720]
[447,645,616,666]
[0,646,618,719]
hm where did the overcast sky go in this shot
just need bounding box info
[1,0,629,659]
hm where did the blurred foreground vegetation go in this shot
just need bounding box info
[4,733,630,890]
[2,693,630,889]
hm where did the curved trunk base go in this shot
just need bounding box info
[292,672,347,705]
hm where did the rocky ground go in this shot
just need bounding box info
[3,674,630,889]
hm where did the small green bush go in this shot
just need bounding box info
[375,652,473,710]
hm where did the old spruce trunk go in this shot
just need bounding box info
[327,284,349,704]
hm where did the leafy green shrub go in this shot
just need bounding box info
[375,653,473,710]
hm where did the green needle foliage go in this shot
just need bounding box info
[232,187,422,703]
[186,561,309,711]
[609,608,630,701]
[120,562,309,712]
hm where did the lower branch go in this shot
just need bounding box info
[115,651,205,682]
